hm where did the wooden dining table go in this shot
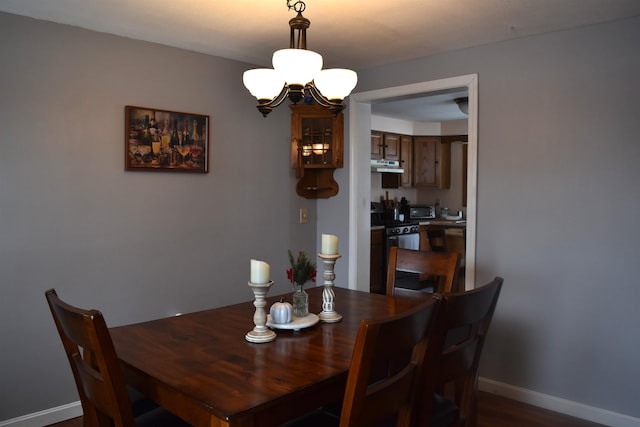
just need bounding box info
[110,286,431,427]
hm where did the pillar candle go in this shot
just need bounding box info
[321,234,339,255]
[250,259,270,284]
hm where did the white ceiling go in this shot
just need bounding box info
[2,0,639,121]
[370,88,470,122]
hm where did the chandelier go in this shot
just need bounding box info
[243,0,358,117]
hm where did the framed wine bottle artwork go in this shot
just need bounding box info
[125,106,209,173]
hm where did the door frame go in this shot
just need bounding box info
[347,74,478,291]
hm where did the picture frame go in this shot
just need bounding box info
[125,106,209,173]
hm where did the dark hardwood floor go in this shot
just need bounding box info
[46,391,606,427]
[476,392,605,427]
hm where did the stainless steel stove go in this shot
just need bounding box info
[385,220,420,260]
[385,221,420,236]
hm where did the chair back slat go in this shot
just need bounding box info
[386,247,461,295]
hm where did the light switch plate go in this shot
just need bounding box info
[299,208,308,224]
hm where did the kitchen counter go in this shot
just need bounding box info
[371,221,465,230]
[418,219,466,227]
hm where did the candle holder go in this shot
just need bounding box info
[245,280,277,343]
[317,253,342,323]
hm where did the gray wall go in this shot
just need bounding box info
[2,9,640,423]
[355,17,640,418]
[0,12,318,420]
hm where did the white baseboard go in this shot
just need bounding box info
[479,377,640,427]
[0,401,81,427]
[3,381,639,427]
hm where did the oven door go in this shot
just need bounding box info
[386,233,420,261]
[387,233,419,251]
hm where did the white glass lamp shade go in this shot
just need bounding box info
[314,69,358,100]
[272,49,323,86]
[243,68,285,100]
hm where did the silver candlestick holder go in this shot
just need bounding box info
[317,253,342,323]
[245,280,276,343]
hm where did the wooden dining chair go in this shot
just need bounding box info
[283,297,441,427]
[418,276,504,427]
[45,289,190,427]
[426,228,448,252]
[386,246,461,295]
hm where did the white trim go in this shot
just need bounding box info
[348,100,373,290]
[0,401,82,427]
[348,74,478,292]
[479,377,640,427]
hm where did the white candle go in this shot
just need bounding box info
[321,234,339,255]
[250,259,270,284]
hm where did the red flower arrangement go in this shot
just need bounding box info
[286,249,317,290]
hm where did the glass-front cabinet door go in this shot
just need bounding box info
[290,105,344,199]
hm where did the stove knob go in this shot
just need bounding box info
[403,227,409,234]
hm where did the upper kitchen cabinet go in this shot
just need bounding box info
[291,104,344,199]
[413,136,451,189]
[371,131,399,161]
[373,130,411,189]
[399,134,412,187]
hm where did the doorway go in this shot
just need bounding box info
[347,74,478,291]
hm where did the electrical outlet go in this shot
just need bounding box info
[299,208,308,224]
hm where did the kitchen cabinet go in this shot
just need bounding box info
[370,228,385,294]
[419,225,429,251]
[375,131,411,189]
[371,131,383,159]
[400,134,412,187]
[291,104,344,199]
[371,131,399,161]
[413,136,450,189]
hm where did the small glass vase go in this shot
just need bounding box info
[292,285,309,318]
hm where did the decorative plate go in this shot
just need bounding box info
[266,313,320,331]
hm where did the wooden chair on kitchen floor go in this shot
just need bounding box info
[426,227,448,252]
[45,289,190,427]
[282,297,441,427]
[386,246,461,295]
[417,276,504,427]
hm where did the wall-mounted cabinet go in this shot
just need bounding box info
[372,132,453,190]
[399,134,412,187]
[373,130,411,189]
[371,131,399,161]
[413,136,451,189]
[291,105,344,199]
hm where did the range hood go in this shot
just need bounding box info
[371,159,404,174]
